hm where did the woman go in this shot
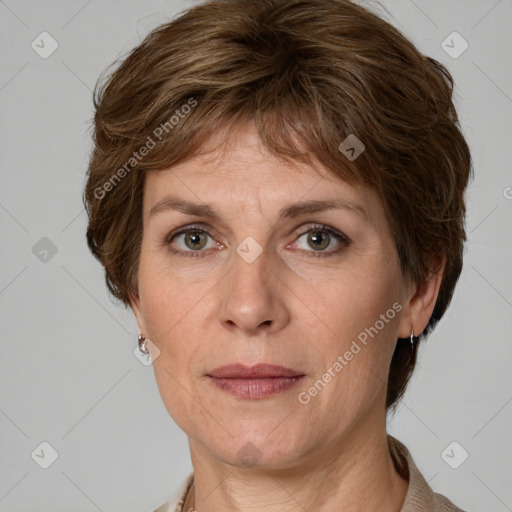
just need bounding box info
[83,0,472,510]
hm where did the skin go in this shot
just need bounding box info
[130,122,445,512]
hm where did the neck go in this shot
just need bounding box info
[184,414,408,512]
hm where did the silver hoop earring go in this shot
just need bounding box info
[138,334,150,354]
[410,329,415,348]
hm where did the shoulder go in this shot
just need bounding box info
[153,472,194,512]
[433,491,467,511]
[387,435,467,512]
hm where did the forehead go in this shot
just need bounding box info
[143,123,383,228]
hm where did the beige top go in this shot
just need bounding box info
[154,435,466,512]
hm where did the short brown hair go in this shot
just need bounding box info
[83,0,473,412]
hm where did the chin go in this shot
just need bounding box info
[202,426,309,471]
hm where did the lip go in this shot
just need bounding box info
[207,363,303,379]
[208,376,305,399]
[207,363,305,399]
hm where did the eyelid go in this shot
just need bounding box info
[293,223,351,244]
[164,223,215,244]
[288,223,351,257]
[163,223,222,257]
[164,222,351,256]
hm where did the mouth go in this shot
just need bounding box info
[207,363,305,399]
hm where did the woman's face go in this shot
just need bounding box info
[131,122,418,469]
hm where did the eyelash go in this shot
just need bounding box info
[163,223,351,258]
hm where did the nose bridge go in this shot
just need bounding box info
[218,242,287,334]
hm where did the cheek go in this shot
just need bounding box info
[138,247,202,342]
[304,319,397,433]
[292,257,399,343]
[139,272,206,429]
[325,277,400,382]
[152,363,201,437]
[138,250,215,380]
[300,267,400,405]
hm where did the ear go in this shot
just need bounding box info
[129,290,147,336]
[397,252,446,339]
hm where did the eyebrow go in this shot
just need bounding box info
[149,195,368,222]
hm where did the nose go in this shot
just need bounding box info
[217,245,290,336]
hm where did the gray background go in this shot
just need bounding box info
[1,0,511,511]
